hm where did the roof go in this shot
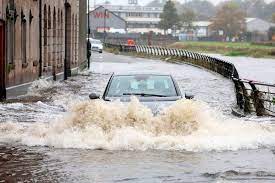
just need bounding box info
[89,6,127,23]
[125,17,161,23]
[192,21,212,27]
[94,4,163,13]
[113,72,172,76]
[245,18,257,23]
[181,21,212,27]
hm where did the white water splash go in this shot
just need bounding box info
[0,98,275,152]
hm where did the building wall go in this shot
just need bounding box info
[78,0,87,68]
[6,0,40,87]
[0,0,5,20]
[1,0,87,99]
[92,4,162,34]
[89,6,127,32]
[41,0,81,79]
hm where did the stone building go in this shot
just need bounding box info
[0,0,87,99]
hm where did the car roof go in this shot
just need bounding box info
[113,72,172,77]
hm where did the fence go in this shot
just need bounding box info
[105,43,275,117]
[93,32,179,46]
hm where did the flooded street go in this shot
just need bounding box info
[0,52,275,182]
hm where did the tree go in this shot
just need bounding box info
[158,0,180,34]
[220,0,275,21]
[179,0,215,20]
[211,2,246,40]
[272,13,275,23]
[180,8,196,32]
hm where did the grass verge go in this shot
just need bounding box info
[169,41,275,58]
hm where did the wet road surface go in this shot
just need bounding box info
[0,52,275,183]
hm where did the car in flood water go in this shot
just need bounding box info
[89,73,194,114]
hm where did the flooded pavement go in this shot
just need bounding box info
[0,52,275,182]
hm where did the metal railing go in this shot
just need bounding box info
[105,43,275,117]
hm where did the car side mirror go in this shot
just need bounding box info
[185,93,194,99]
[89,93,100,100]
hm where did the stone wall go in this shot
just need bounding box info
[1,0,87,99]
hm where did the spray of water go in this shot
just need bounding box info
[0,98,274,152]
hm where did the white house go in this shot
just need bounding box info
[179,21,212,41]
[192,21,212,37]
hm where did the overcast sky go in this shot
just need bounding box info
[89,0,274,6]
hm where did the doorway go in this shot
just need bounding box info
[0,21,6,100]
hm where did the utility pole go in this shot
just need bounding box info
[104,9,107,44]
[88,0,90,36]
[87,0,91,69]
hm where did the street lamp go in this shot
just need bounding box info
[88,0,91,35]
[87,0,91,69]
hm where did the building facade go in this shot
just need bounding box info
[245,18,275,42]
[92,4,163,34]
[89,6,127,33]
[180,21,212,41]
[0,0,87,99]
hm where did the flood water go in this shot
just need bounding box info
[0,52,275,183]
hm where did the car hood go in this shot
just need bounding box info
[105,96,182,115]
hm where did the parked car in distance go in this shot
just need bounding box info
[89,73,194,114]
[87,38,103,53]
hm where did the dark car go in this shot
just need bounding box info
[89,73,194,114]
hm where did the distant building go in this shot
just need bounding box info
[246,18,273,33]
[179,21,212,41]
[89,6,127,33]
[245,18,275,42]
[0,0,87,99]
[179,18,275,42]
[91,4,164,34]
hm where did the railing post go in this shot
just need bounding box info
[249,82,266,116]
[233,79,245,110]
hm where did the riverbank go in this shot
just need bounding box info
[169,41,275,58]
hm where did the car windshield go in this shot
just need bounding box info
[106,75,178,97]
[91,40,101,44]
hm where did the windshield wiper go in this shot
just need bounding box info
[123,93,168,97]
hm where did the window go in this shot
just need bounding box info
[106,75,177,97]
[7,18,14,64]
[43,5,47,46]
[47,6,51,66]
[43,5,48,68]
[53,8,57,67]
[21,13,27,64]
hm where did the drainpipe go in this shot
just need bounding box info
[87,0,91,69]
[39,0,42,77]
[64,0,68,80]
